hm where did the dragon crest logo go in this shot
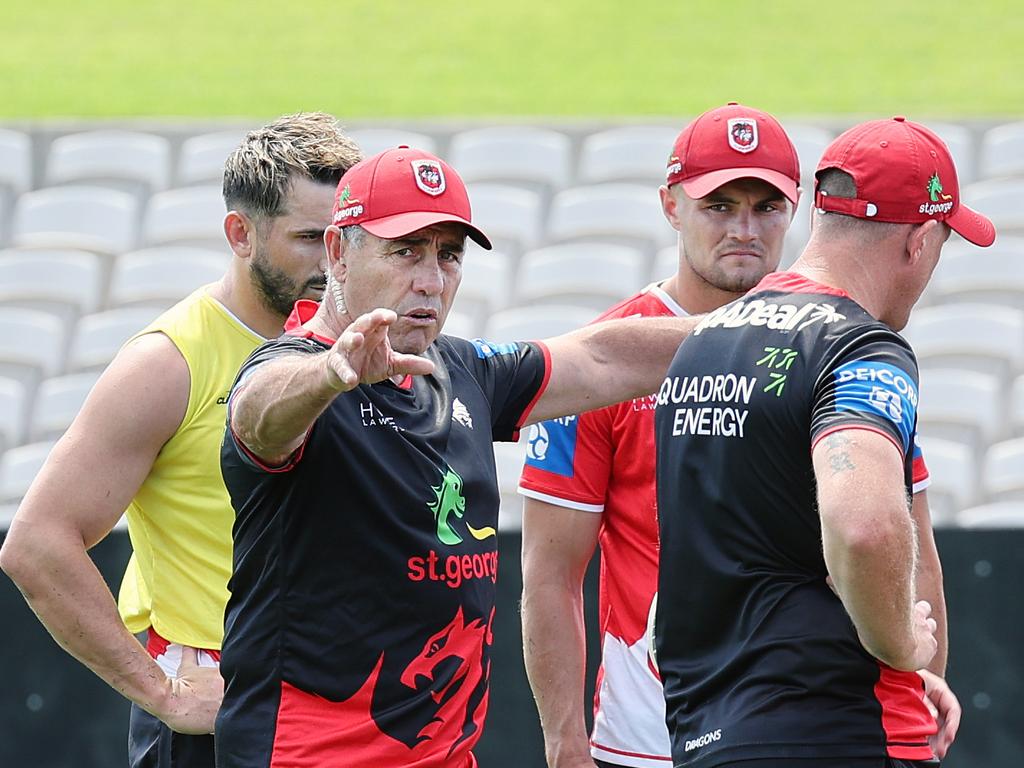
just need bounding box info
[428,465,495,545]
[412,159,446,196]
[727,118,758,153]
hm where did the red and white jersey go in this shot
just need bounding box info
[518,283,931,768]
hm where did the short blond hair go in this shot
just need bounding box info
[223,112,362,218]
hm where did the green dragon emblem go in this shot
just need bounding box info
[926,173,952,203]
[338,184,351,206]
[427,465,495,545]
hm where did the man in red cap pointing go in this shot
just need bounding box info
[654,117,991,768]
[215,146,704,768]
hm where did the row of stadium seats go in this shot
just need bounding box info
[3,123,1024,259]
[4,121,1024,197]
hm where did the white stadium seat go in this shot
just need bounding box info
[28,371,103,441]
[652,245,678,282]
[979,120,1024,180]
[926,122,977,185]
[108,247,225,308]
[0,307,67,380]
[176,129,249,185]
[955,501,1024,529]
[450,127,571,191]
[577,126,678,184]
[67,307,164,372]
[915,435,976,525]
[454,245,513,319]
[982,438,1024,501]
[493,439,528,531]
[141,185,225,249]
[0,248,105,315]
[784,123,834,183]
[466,183,544,255]
[961,179,1024,233]
[485,304,596,343]
[927,237,1024,307]
[0,376,27,452]
[0,439,57,503]
[903,303,1024,377]
[0,128,32,195]
[547,183,675,252]
[44,130,171,192]
[916,368,1003,451]
[12,185,140,254]
[515,243,646,310]
[347,128,439,158]
[440,310,479,341]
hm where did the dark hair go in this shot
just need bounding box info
[222,112,362,219]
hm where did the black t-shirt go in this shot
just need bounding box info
[654,272,936,767]
[216,332,548,768]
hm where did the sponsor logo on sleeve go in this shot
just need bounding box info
[524,416,578,477]
[833,361,918,452]
[693,299,845,336]
[470,338,520,359]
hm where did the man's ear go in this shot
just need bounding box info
[324,225,347,280]
[660,185,683,232]
[906,219,942,265]
[225,211,254,259]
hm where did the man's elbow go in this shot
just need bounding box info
[0,524,39,589]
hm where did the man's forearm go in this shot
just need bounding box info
[522,581,592,767]
[534,315,702,424]
[912,492,948,674]
[231,352,342,463]
[1,523,169,713]
[824,506,919,668]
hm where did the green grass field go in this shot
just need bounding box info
[2,0,1022,118]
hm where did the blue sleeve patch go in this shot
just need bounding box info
[833,361,918,453]
[524,416,578,477]
[470,338,520,359]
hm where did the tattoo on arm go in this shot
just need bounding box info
[824,433,856,475]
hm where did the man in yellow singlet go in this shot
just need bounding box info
[0,113,361,767]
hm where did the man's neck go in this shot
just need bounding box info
[207,271,287,339]
[788,247,885,321]
[659,272,745,316]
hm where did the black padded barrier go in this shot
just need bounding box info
[0,529,1020,767]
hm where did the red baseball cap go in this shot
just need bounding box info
[331,146,492,249]
[666,102,801,204]
[814,117,995,247]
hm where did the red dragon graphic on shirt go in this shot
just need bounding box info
[270,606,494,767]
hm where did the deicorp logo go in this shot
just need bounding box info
[833,361,918,451]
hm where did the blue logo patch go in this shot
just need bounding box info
[524,416,578,477]
[470,338,520,359]
[833,361,918,452]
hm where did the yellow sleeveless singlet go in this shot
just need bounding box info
[117,286,264,649]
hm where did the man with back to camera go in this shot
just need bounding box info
[654,116,991,768]
[215,145,707,768]
[517,103,957,768]
[0,113,361,766]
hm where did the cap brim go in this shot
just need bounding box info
[360,211,492,250]
[947,203,996,247]
[680,167,801,204]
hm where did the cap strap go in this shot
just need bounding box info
[815,191,878,218]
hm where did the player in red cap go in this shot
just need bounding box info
[654,117,988,768]
[517,104,947,768]
[215,146,705,768]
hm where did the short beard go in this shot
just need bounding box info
[250,249,322,318]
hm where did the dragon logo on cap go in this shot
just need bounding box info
[412,160,446,196]
[727,118,758,154]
